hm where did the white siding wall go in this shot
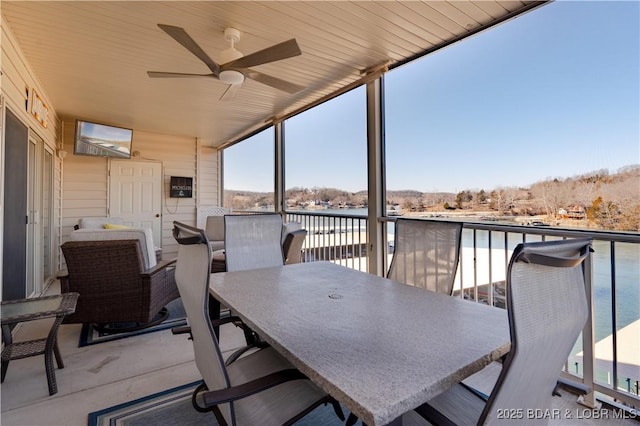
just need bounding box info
[198,143,221,206]
[60,124,220,260]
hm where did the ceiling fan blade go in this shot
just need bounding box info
[222,39,301,69]
[243,69,305,94]
[219,84,241,101]
[157,24,220,75]
[147,71,216,78]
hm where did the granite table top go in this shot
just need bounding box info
[209,261,510,426]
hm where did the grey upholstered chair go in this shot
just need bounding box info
[414,238,593,425]
[387,219,463,295]
[172,221,344,426]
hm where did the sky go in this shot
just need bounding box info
[224,1,640,194]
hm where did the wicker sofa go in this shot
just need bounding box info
[59,228,179,330]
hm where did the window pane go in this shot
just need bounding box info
[223,127,274,211]
[285,86,367,211]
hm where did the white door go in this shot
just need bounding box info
[109,160,162,248]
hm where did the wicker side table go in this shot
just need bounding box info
[1,292,79,395]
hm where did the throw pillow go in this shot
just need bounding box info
[103,223,129,230]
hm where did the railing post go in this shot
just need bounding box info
[579,249,600,408]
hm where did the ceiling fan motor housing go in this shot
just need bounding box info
[224,27,241,44]
[219,27,245,84]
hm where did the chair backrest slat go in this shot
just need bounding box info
[387,219,462,295]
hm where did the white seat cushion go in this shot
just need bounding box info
[77,217,124,229]
[69,228,157,269]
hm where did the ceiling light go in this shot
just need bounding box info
[219,69,245,85]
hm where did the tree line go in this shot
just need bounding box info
[225,165,640,231]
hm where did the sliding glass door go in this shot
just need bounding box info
[26,132,54,297]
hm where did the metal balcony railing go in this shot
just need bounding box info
[284,209,640,411]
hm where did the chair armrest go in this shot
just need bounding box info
[171,325,192,335]
[202,369,307,407]
[225,341,269,366]
[171,315,246,336]
[554,377,591,396]
[141,258,177,276]
[58,273,70,293]
[211,315,244,328]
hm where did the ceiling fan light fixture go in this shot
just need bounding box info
[151,25,302,94]
[219,69,245,85]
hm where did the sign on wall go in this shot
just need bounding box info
[170,176,193,198]
[30,89,49,128]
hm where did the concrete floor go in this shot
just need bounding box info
[1,282,249,426]
[1,283,637,426]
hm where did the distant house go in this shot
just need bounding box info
[564,205,587,219]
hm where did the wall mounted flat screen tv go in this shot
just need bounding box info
[74,120,133,159]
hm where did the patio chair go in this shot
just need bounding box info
[224,214,285,272]
[387,219,463,295]
[282,223,307,264]
[210,219,307,271]
[414,238,593,425]
[59,235,180,332]
[172,221,344,425]
[346,219,464,426]
[223,214,285,345]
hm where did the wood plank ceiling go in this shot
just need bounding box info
[2,1,545,148]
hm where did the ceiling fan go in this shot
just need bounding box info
[148,25,304,100]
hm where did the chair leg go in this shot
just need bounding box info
[1,324,11,383]
[44,347,58,395]
[330,399,345,421]
[1,360,8,383]
[53,340,64,369]
[346,413,359,426]
[191,382,213,413]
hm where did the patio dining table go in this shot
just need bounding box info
[209,261,510,426]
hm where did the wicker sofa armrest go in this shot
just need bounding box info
[58,273,70,293]
[141,258,177,277]
[140,259,181,322]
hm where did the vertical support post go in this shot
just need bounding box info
[366,77,385,276]
[274,121,285,215]
[578,249,600,408]
[218,149,225,207]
